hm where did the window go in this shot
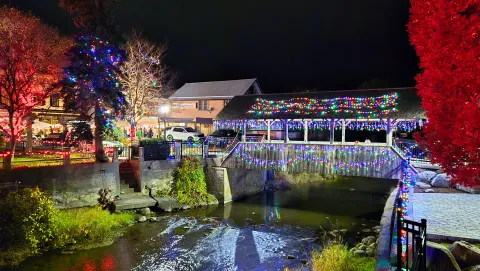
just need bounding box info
[173,128,184,133]
[184,127,196,132]
[199,100,209,111]
[50,94,60,107]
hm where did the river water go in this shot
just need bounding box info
[13,177,396,271]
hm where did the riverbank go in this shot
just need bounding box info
[0,204,136,267]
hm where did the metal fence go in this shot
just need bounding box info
[390,163,427,271]
[396,198,427,271]
[139,140,205,161]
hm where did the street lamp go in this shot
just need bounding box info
[159,104,170,140]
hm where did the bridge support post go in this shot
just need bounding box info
[329,119,335,144]
[387,118,393,147]
[267,120,271,142]
[242,121,247,142]
[341,120,346,144]
[284,119,289,143]
[304,120,309,143]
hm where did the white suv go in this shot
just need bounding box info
[165,126,205,142]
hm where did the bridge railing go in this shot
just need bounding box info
[205,136,240,158]
[393,139,431,165]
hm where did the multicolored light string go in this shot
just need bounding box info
[346,121,387,131]
[247,93,398,118]
[231,143,398,173]
[65,35,127,132]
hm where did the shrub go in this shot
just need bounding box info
[311,243,351,271]
[0,187,58,264]
[53,207,135,250]
[310,241,375,271]
[172,156,209,206]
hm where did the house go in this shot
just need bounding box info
[165,79,262,135]
[33,92,78,126]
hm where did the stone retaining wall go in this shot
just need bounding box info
[375,187,398,271]
[0,162,120,208]
[205,167,266,204]
[130,159,179,196]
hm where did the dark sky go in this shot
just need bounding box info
[3,0,419,93]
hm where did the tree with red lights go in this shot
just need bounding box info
[408,0,480,186]
[0,7,69,169]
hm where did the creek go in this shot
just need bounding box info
[13,176,396,271]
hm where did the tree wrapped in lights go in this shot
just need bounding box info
[408,0,480,186]
[120,31,168,141]
[62,35,126,162]
[0,7,70,169]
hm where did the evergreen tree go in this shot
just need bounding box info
[62,35,126,161]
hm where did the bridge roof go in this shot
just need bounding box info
[216,87,425,120]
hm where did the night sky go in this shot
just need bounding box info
[3,0,419,93]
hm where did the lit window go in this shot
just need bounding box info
[199,100,209,111]
[50,94,60,107]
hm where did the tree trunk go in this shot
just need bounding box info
[94,104,109,162]
[130,123,136,142]
[4,117,15,170]
[26,123,33,152]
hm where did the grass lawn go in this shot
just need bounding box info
[1,153,96,168]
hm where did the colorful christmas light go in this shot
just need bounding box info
[64,35,127,133]
[229,143,399,173]
[346,121,387,131]
[247,93,398,118]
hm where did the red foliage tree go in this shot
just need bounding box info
[408,0,480,186]
[0,7,69,168]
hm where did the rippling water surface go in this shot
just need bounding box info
[12,176,396,271]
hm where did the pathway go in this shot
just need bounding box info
[410,193,480,241]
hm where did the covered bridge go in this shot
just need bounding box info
[214,87,425,147]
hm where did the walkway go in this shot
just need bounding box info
[410,193,480,241]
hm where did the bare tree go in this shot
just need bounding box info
[120,31,169,140]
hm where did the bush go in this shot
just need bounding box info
[172,157,209,206]
[0,188,135,267]
[311,242,375,271]
[0,187,58,265]
[54,207,134,250]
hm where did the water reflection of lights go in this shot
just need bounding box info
[264,193,281,223]
[100,253,116,270]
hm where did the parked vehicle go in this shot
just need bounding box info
[208,129,238,138]
[165,126,205,142]
[206,129,239,149]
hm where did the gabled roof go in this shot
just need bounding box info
[215,87,425,120]
[169,78,259,100]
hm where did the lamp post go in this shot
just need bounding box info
[159,104,170,140]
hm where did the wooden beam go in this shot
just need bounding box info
[329,119,335,144]
[267,120,271,142]
[304,120,309,143]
